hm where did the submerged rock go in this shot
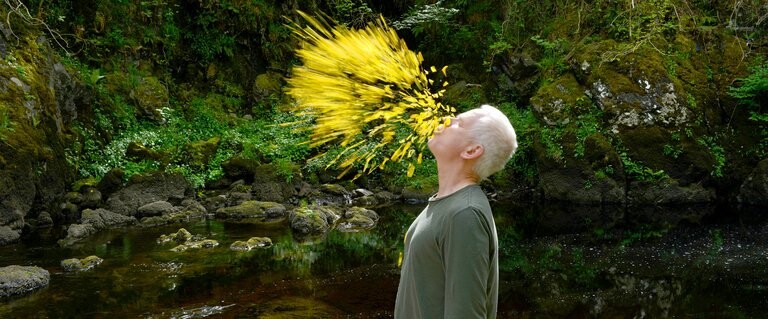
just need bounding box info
[157,228,218,252]
[230,237,272,251]
[0,265,50,298]
[61,255,103,272]
[171,239,219,252]
[157,228,193,244]
[337,207,379,232]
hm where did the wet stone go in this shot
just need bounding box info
[61,255,104,272]
[230,237,272,251]
[0,265,50,298]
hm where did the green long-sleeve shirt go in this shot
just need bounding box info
[394,185,499,319]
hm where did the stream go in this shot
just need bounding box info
[1,202,767,318]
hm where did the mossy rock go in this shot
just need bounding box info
[530,73,588,126]
[184,136,221,168]
[619,126,714,183]
[222,156,262,182]
[129,76,169,122]
[253,71,283,99]
[442,80,488,111]
[215,200,286,219]
[288,205,338,235]
[0,265,50,298]
[584,133,624,179]
[126,141,167,162]
[72,177,99,192]
[157,228,194,244]
[60,255,103,272]
[171,239,219,252]
[230,236,272,251]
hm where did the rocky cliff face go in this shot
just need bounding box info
[0,30,87,238]
[526,35,764,205]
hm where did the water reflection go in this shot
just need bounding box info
[0,203,766,318]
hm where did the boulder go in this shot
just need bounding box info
[0,225,20,245]
[80,208,136,229]
[139,200,207,227]
[184,137,221,168]
[36,212,53,227]
[106,172,191,216]
[352,195,378,207]
[251,163,299,203]
[309,184,352,206]
[337,207,379,232]
[130,76,169,122]
[628,180,715,205]
[0,265,50,298]
[157,228,193,244]
[221,156,261,182]
[137,201,174,218]
[58,209,136,246]
[96,168,124,198]
[80,187,102,209]
[288,205,342,235]
[737,159,768,206]
[215,200,286,219]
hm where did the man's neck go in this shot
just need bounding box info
[434,163,478,199]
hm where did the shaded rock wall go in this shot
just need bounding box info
[528,34,765,205]
[0,29,85,234]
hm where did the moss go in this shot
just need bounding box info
[72,177,99,192]
[530,73,587,126]
[184,136,221,168]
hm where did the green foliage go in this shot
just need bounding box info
[729,60,768,158]
[498,102,537,180]
[0,108,14,141]
[330,0,375,27]
[391,1,459,31]
[188,29,236,63]
[697,135,726,178]
[729,61,768,155]
[618,148,668,181]
[729,61,768,108]
[527,98,603,166]
[662,132,683,159]
[605,0,678,41]
[539,125,565,163]
[662,144,683,159]
[72,94,312,187]
[573,107,603,158]
[530,35,569,76]
[394,0,500,68]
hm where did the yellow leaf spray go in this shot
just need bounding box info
[284,11,454,178]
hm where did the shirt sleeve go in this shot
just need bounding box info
[442,207,492,319]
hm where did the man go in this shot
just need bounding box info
[394,104,518,319]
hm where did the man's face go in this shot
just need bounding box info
[427,110,479,159]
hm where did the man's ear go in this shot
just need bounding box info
[461,144,484,159]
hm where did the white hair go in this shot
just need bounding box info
[467,104,518,180]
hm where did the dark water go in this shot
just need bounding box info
[1,202,767,318]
